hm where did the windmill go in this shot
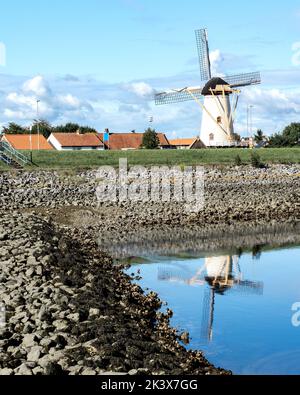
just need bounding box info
[155,29,261,147]
[158,254,264,341]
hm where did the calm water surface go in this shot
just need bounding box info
[126,244,300,375]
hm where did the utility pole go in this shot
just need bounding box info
[148,116,154,133]
[29,125,33,163]
[247,105,249,139]
[249,105,254,138]
[247,104,254,148]
[36,100,40,151]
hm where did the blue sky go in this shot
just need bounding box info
[0,0,300,137]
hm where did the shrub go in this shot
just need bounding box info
[251,151,265,168]
[234,154,242,166]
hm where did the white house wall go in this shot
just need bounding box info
[48,135,62,150]
[47,134,104,151]
[62,147,104,151]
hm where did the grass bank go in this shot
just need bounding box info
[0,148,299,170]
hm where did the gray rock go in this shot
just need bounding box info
[38,306,50,321]
[128,369,138,376]
[32,366,44,375]
[26,268,35,277]
[57,358,70,371]
[68,365,83,375]
[27,346,42,362]
[27,255,38,266]
[15,363,33,376]
[36,266,43,276]
[22,334,37,348]
[38,355,51,369]
[81,368,96,376]
[49,349,64,362]
[53,320,69,331]
[40,337,55,349]
[0,368,13,376]
[89,308,100,318]
[67,313,80,323]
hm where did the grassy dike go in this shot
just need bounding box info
[0,148,299,170]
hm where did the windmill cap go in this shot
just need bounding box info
[202,77,230,95]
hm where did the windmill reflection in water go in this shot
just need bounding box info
[158,255,264,342]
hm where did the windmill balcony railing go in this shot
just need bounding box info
[207,141,244,148]
[0,140,32,166]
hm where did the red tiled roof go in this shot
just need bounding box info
[3,134,53,150]
[98,133,170,150]
[169,138,198,147]
[51,133,104,147]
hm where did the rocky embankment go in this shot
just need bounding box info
[0,212,228,375]
[0,165,299,231]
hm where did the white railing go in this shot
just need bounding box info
[0,140,31,167]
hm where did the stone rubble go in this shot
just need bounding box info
[0,212,229,376]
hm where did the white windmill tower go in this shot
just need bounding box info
[155,28,261,147]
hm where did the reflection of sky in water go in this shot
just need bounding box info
[127,247,300,375]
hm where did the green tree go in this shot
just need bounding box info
[53,123,97,135]
[142,128,160,149]
[32,120,53,138]
[79,126,98,134]
[254,129,264,144]
[1,121,98,138]
[268,133,286,147]
[53,122,81,134]
[269,123,300,147]
[2,122,27,134]
[281,123,300,146]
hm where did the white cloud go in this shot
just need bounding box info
[125,81,154,98]
[23,75,51,97]
[3,75,92,124]
[4,109,28,119]
[57,94,81,109]
[292,42,300,66]
[242,87,300,115]
[236,86,300,135]
[7,92,36,107]
[210,49,225,76]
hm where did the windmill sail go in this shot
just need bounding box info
[224,72,261,88]
[201,287,215,341]
[195,29,212,81]
[155,87,203,105]
[229,280,264,295]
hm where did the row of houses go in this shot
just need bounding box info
[2,132,204,151]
